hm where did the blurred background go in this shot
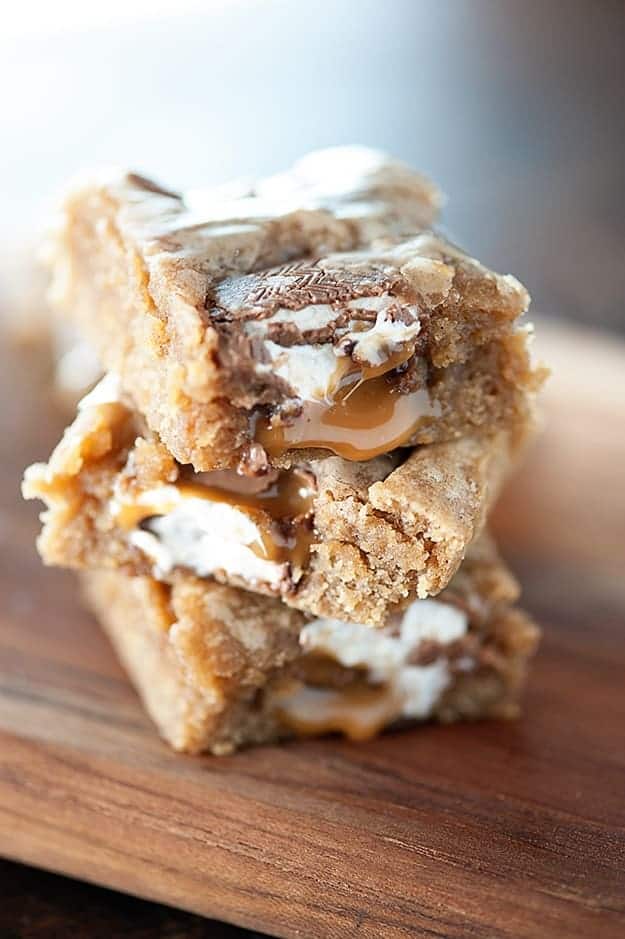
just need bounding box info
[1,0,624,331]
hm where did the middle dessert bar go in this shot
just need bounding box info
[24,377,529,624]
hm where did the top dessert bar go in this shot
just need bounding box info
[47,147,540,473]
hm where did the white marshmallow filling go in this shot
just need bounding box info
[248,295,422,404]
[275,599,472,738]
[129,496,292,591]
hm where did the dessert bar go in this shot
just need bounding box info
[81,535,539,754]
[47,148,540,474]
[24,376,527,624]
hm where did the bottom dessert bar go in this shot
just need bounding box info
[81,536,539,755]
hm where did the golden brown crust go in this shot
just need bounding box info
[81,572,303,753]
[81,536,540,754]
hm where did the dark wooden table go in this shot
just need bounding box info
[1,860,262,939]
[2,2,625,936]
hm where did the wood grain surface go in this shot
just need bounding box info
[0,320,624,939]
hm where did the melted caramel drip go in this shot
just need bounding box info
[114,468,315,569]
[275,682,401,741]
[256,358,440,462]
[353,345,415,381]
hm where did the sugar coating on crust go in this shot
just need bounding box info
[81,534,540,754]
[46,147,541,471]
[23,386,529,624]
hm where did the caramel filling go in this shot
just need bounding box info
[113,467,315,569]
[255,352,440,462]
[272,598,468,740]
[275,682,401,741]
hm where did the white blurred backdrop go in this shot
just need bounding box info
[2,0,624,326]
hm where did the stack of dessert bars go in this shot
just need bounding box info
[24,148,544,754]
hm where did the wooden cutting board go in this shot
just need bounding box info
[1,321,624,939]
